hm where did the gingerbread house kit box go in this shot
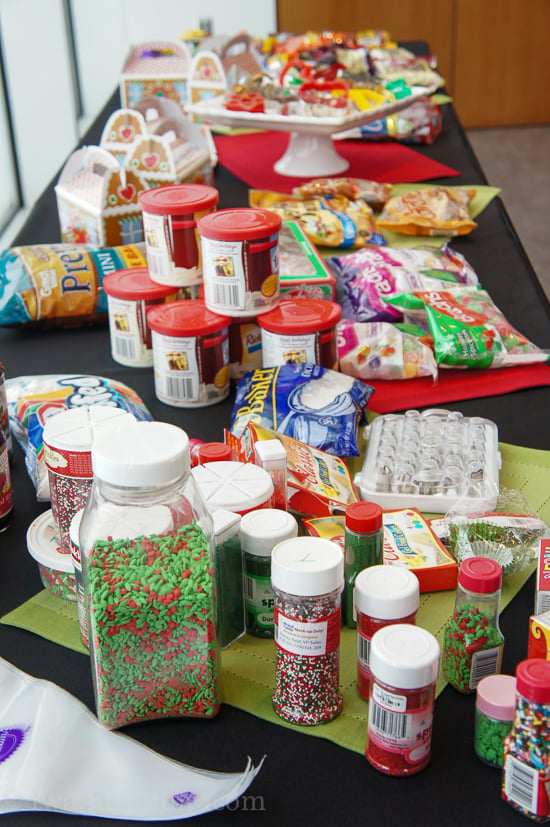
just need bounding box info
[120,41,193,110]
[55,147,145,247]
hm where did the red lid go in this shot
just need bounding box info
[198,442,233,464]
[197,208,282,241]
[345,501,383,533]
[147,299,230,336]
[103,268,176,300]
[458,557,503,593]
[138,184,219,215]
[258,299,341,334]
[516,659,550,704]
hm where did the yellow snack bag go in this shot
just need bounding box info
[376,186,477,236]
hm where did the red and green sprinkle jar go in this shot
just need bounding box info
[442,557,504,694]
[271,536,344,726]
[80,419,220,729]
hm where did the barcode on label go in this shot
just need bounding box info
[214,282,241,308]
[146,252,165,278]
[470,646,502,688]
[113,337,137,361]
[369,701,409,739]
[505,755,538,812]
[357,635,370,667]
[165,376,196,400]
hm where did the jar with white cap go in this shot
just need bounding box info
[354,565,420,700]
[271,536,344,725]
[241,508,298,638]
[366,624,440,775]
[80,419,219,729]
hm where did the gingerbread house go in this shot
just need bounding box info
[55,147,145,247]
[188,32,264,104]
[120,40,193,110]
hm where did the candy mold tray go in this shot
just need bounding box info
[355,409,501,514]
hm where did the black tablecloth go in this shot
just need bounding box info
[1,66,550,826]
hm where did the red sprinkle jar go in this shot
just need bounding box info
[258,299,341,369]
[103,267,178,367]
[197,208,282,318]
[147,299,230,408]
[354,565,420,700]
[366,624,440,775]
[138,184,219,287]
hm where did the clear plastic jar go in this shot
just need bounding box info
[343,501,383,629]
[80,419,219,729]
[442,557,504,693]
[366,624,440,775]
[475,673,516,768]
[502,659,550,822]
[354,565,420,700]
[271,536,344,725]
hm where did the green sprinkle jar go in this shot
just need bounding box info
[475,674,516,768]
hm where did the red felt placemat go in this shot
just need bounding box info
[214,131,461,192]
[367,362,550,414]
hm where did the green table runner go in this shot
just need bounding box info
[2,441,546,754]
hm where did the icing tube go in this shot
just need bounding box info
[0,658,264,820]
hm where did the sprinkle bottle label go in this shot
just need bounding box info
[274,606,340,657]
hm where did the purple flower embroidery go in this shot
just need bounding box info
[0,728,26,764]
[173,791,197,806]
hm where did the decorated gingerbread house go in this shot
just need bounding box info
[55,147,145,247]
[188,32,264,104]
[120,40,193,110]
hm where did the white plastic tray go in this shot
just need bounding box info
[185,85,437,177]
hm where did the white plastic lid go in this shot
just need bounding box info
[69,508,84,549]
[271,536,344,596]
[370,624,440,689]
[354,565,420,619]
[26,510,74,573]
[240,508,298,556]
[43,406,135,451]
[254,440,287,465]
[91,420,190,486]
[191,461,274,513]
[91,502,174,540]
[212,509,241,544]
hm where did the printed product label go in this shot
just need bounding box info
[153,332,199,403]
[368,682,433,764]
[537,539,550,593]
[261,328,316,366]
[143,213,201,286]
[245,574,274,628]
[202,237,246,311]
[107,296,150,366]
[274,607,340,656]
[504,756,550,818]
[357,631,372,675]
[0,447,13,518]
[43,443,92,478]
[469,644,503,690]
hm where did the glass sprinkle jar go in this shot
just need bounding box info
[475,673,516,768]
[366,623,440,776]
[344,501,384,629]
[271,536,344,726]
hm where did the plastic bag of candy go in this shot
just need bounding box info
[384,287,550,368]
[0,243,147,327]
[248,189,386,248]
[337,320,438,381]
[230,363,374,456]
[326,244,479,322]
[376,187,477,236]
[6,374,153,500]
[291,178,393,211]
[336,97,442,144]
[367,46,445,89]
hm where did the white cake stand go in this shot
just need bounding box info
[185,85,436,177]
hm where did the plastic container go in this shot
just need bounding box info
[147,299,230,407]
[254,439,288,510]
[343,501,384,628]
[0,360,12,455]
[366,624,440,775]
[198,207,282,318]
[138,184,219,287]
[228,316,263,380]
[258,299,341,369]
[354,565,420,700]
[43,407,136,551]
[80,419,219,729]
[241,508,298,638]
[197,442,233,465]
[192,460,274,516]
[102,267,178,367]
[502,659,550,821]
[212,509,245,649]
[271,536,344,725]
[0,420,13,532]
[27,509,76,601]
[442,557,504,693]
[475,674,516,768]
[69,508,87,645]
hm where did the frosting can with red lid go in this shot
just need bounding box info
[147,299,230,407]
[103,267,178,367]
[197,208,282,318]
[138,184,219,287]
[258,298,342,369]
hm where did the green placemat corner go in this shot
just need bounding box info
[1,589,87,655]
